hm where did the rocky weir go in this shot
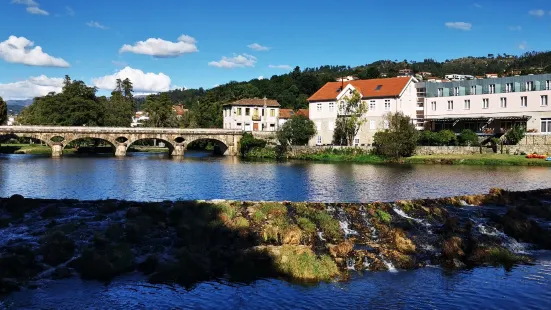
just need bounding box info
[1,188,551,294]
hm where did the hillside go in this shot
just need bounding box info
[164,51,551,128]
[6,99,33,115]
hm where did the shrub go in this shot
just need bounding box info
[458,129,479,146]
[438,130,458,146]
[373,112,419,159]
[505,125,526,145]
[375,210,391,224]
[239,132,267,157]
[277,115,316,146]
[418,131,439,146]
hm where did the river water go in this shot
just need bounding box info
[1,152,551,309]
[1,152,551,202]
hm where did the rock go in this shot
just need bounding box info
[442,236,465,259]
[40,231,76,266]
[138,255,159,275]
[4,194,25,215]
[40,204,61,218]
[500,209,551,248]
[99,201,119,214]
[452,258,466,269]
[45,220,57,228]
[443,217,459,234]
[72,244,135,282]
[0,278,20,294]
[328,240,353,258]
[126,207,141,219]
[0,246,43,280]
[282,226,302,245]
[105,224,125,242]
[393,229,416,254]
[51,267,73,280]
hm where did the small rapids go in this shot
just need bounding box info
[392,206,432,228]
[476,223,528,254]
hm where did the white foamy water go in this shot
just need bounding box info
[477,223,528,254]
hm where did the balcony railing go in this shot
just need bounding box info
[252,115,261,121]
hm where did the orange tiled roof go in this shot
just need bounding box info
[172,105,188,116]
[224,98,280,107]
[279,108,309,119]
[307,77,411,102]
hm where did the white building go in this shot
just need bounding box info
[222,98,280,132]
[131,111,149,127]
[421,73,551,134]
[307,77,419,146]
[7,116,15,126]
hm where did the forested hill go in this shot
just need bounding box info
[164,51,551,128]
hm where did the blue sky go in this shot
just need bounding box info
[1,0,551,99]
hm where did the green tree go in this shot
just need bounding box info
[505,125,526,145]
[458,129,479,146]
[143,93,178,128]
[103,91,134,127]
[373,112,419,159]
[357,66,380,79]
[332,90,368,146]
[0,96,6,125]
[239,132,267,157]
[277,114,317,146]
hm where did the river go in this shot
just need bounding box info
[1,153,551,309]
[1,152,550,202]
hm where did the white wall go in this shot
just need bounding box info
[223,106,279,131]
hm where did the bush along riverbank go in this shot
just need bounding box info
[2,188,551,294]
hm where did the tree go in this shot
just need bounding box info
[143,93,178,128]
[277,114,317,146]
[0,96,7,125]
[331,89,368,146]
[505,125,526,145]
[373,112,419,159]
[358,67,381,80]
[103,91,134,127]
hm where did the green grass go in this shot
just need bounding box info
[127,146,169,153]
[375,210,392,224]
[0,144,81,155]
[406,154,551,166]
[271,245,339,281]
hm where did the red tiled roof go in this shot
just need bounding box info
[307,77,412,102]
[224,98,280,107]
[279,109,309,119]
[172,105,188,116]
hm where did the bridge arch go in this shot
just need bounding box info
[126,137,178,156]
[185,136,231,156]
[62,136,118,155]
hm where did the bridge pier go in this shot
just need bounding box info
[172,144,185,157]
[52,144,63,157]
[115,144,127,157]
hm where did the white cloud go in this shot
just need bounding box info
[0,36,70,67]
[11,0,38,6]
[86,21,108,30]
[119,35,198,57]
[0,75,64,100]
[208,54,257,68]
[445,22,472,31]
[473,3,482,8]
[258,76,264,80]
[248,43,270,51]
[66,6,75,16]
[509,25,522,31]
[518,41,527,50]
[268,64,292,70]
[529,9,545,17]
[26,6,48,15]
[92,66,172,92]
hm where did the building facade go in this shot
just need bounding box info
[307,77,418,146]
[422,73,551,134]
[222,98,280,132]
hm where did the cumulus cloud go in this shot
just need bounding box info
[119,35,198,57]
[268,64,292,70]
[0,36,70,67]
[248,43,270,51]
[445,22,472,31]
[0,75,64,100]
[208,54,257,68]
[92,67,172,92]
[518,41,528,50]
[86,21,108,30]
[26,6,48,15]
[529,9,545,16]
[11,0,38,6]
[258,76,264,80]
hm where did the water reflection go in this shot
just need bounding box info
[0,153,550,202]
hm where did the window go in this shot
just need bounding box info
[542,119,551,133]
[237,108,242,116]
[489,84,496,94]
[526,81,534,91]
[521,96,528,107]
[338,100,345,113]
[245,108,250,116]
[329,102,334,112]
[506,83,513,93]
[354,138,360,146]
[384,100,391,111]
[471,85,477,95]
[262,109,265,116]
[500,97,507,108]
[316,136,322,145]
[375,85,382,91]
[369,100,376,111]
[482,98,489,109]
[447,100,453,110]
[383,120,389,129]
[316,103,322,112]
[546,80,551,90]
[542,95,549,107]
[438,88,443,97]
[236,122,242,129]
[454,87,459,96]
[270,109,275,117]
[370,120,376,130]
[328,121,335,131]
[464,100,470,110]
[431,101,436,111]
[253,108,259,116]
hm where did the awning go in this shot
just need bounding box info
[425,116,532,122]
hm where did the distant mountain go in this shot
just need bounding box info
[6,99,33,115]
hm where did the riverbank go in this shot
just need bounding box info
[247,147,551,166]
[1,188,550,294]
[0,144,76,155]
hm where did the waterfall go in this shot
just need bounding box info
[476,223,527,254]
[363,256,371,269]
[339,219,358,237]
[379,255,398,273]
[317,231,326,241]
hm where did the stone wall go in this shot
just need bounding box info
[414,146,492,156]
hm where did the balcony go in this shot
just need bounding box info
[252,115,261,121]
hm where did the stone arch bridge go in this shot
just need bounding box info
[0,126,244,157]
